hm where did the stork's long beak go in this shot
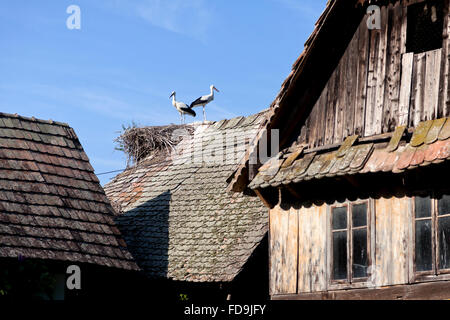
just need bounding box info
[214,87,220,92]
[169,93,174,98]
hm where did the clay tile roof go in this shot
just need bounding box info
[0,112,138,271]
[249,117,450,190]
[104,112,269,282]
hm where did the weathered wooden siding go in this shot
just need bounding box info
[297,204,327,293]
[269,197,414,296]
[299,1,450,149]
[269,206,298,295]
[374,196,411,287]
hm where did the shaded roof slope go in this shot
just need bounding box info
[104,113,268,282]
[0,113,138,271]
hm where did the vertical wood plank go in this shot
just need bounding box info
[317,86,329,147]
[400,3,408,55]
[365,6,389,137]
[440,0,450,118]
[269,208,275,295]
[344,28,359,138]
[391,197,409,285]
[375,197,391,286]
[355,16,370,136]
[297,204,328,293]
[373,5,389,135]
[307,95,319,149]
[297,205,311,293]
[369,199,377,287]
[374,197,387,287]
[410,52,427,127]
[334,55,347,144]
[383,2,403,132]
[375,197,410,287]
[423,49,442,120]
[269,207,282,295]
[365,28,380,136]
[306,206,315,291]
[311,204,328,292]
[325,68,338,146]
[407,197,414,284]
[278,207,289,293]
[326,204,332,290]
[297,122,307,146]
[399,53,414,126]
[283,207,298,294]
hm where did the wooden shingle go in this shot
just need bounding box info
[0,113,138,271]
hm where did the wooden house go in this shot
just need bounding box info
[0,112,140,300]
[104,113,269,301]
[229,0,450,299]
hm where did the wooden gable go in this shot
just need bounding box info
[228,0,450,192]
[298,0,450,150]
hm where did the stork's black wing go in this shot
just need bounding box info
[180,106,196,117]
[190,96,206,108]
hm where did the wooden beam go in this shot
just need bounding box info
[272,280,450,300]
[254,189,274,209]
[343,175,361,189]
[286,185,302,200]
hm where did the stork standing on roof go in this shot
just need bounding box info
[190,85,219,122]
[170,91,196,124]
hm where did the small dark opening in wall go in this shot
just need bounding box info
[406,0,444,54]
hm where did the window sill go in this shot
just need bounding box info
[413,272,450,284]
[328,280,371,291]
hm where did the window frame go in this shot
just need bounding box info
[328,200,373,289]
[412,191,450,282]
[405,0,445,54]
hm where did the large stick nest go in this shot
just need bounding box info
[115,124,195,165]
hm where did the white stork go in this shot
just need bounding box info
[170,91,196,124]
[190,85,219,122]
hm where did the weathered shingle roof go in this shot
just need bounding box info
[0,113,138,270]
[250,117,450,189]
[104,113,269,282]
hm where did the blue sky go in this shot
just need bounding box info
[0,0,327,185]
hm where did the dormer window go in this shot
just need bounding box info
[406,0,444,54]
